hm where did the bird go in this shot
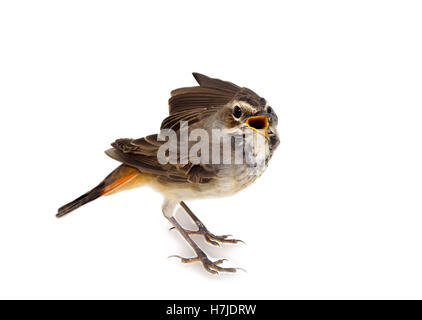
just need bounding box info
[57,73,280,274]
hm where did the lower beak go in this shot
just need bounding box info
[245,115,269,139]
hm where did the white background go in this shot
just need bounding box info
[1,0,421,299]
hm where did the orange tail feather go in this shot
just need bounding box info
[56,165,142,218]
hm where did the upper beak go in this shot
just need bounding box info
[245,115,269,139]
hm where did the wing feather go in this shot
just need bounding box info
[105,135,216,185]
[105,73,243,185]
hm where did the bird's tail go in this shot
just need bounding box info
[56,165,144,218]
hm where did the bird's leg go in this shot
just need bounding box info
[166,216,239,274]
[178,201,244,246]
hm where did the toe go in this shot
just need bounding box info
[204,234,220,246]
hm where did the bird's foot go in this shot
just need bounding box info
[169,254,243,275]
[178,201,245,246]
[170,225,244,246]
[188,227,245,246]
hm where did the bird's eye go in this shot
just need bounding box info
[267,106,272,114]
[233,105,242,118]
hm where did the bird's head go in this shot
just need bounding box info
[220,89,279,151]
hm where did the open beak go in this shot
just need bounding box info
[245,115,269,139]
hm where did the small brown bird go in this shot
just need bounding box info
[57,73,279,274]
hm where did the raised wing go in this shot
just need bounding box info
[160,73,241,129]
[106,73,243,185]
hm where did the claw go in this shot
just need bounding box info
[169,226,244,246]
[204,232,245,246]
[169,254,239,274]
[204,234,220,247]
[187,229,244,246]
[214,258,228,265]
